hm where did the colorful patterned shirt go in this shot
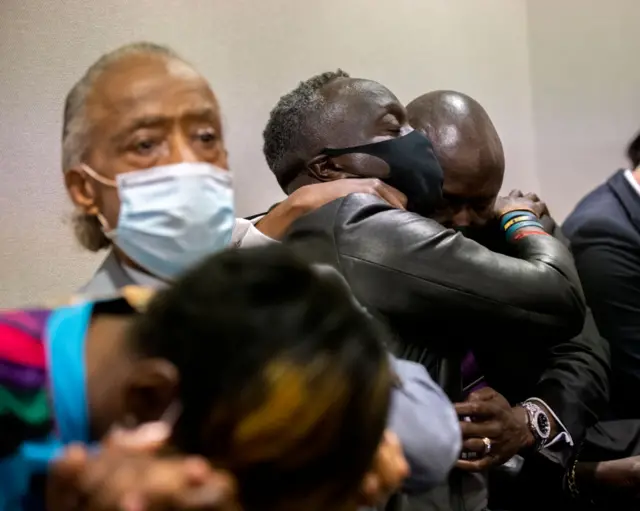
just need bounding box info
[0,309,53,459]
[0,309,54,511]
[0,289,148,511]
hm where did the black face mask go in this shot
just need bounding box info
[322,130,444,215]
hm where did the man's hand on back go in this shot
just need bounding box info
[256,179,407,239]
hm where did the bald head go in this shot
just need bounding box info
[407,91,504,229]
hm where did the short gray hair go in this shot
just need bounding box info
[63,42,183,251]
[263,70,350,190]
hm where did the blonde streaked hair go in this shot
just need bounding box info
[130,246,393,511]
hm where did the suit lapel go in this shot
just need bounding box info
[608,170,640,232]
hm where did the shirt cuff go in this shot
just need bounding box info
[525,397,574,457]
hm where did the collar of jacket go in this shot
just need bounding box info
[608,169,640,230]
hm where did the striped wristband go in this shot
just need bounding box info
[503,215,535,231]
[500,209,547,241]
[500,209,537,229]
[505,220,544,238]
[513,229,548,241]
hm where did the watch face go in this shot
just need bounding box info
[535,411,551,439]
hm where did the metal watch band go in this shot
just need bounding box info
[521,401,551,450]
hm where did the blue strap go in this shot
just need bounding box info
[45,301,93,445]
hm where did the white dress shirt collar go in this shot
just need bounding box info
[624,169,640,197]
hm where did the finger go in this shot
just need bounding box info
[177,474,239,511]
[373,182,407,210]
[357,179,394,206]
[47,445,89,511]
[466,387,497,402]
[455,401,499,418]
[384,184,408,210]
[456,455,497,473]
[461,437,490,455]
[459,420,502,439]
[142,462,237,511]
[51,444,89,483]
[119,492,147,511]
[508,189,524,198]
[183,457,215,486]
[524,192,540,202]
[539,202,550,215]
[85,456,145,511]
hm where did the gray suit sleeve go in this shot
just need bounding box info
[388,356,461,493]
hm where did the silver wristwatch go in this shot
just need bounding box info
[521,401,551,450]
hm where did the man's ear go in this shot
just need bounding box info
[358,430,409,506]
[122,358,179,426]
[306,154,354,182]
[65,167,99,215]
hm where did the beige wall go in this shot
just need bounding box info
[5,0,640,306]
[527,0,640,221]
[0,0,536,305]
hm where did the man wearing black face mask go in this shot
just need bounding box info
[262,72,586,511]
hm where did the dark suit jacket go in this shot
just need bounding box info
[564,169,640,420]
[284,193,587,409]
[470,218,610,463]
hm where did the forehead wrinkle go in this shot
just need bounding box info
[90,52,213,110]
[88,65,218,138]
[323,77,397,110]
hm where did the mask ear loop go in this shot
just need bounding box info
[81,163,118,188]
[80,164,117,234]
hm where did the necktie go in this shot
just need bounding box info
[462,351,486,396]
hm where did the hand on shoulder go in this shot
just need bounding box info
[256,179,407,239]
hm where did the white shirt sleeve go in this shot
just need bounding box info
[525,397,574,464]
[232,217,276,248]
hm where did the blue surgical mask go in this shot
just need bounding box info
[82,162,235,280]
